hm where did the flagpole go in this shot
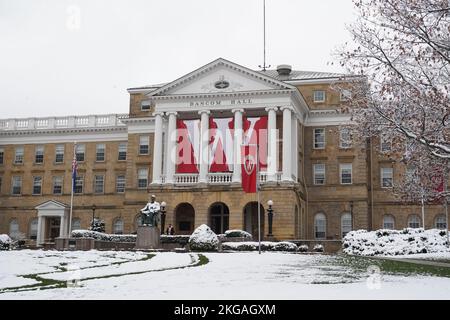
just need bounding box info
[68,142,76,237]
[257,144,261,255]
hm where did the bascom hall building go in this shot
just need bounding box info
[0,58,448,246]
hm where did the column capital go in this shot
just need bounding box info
[265,106,279,112]
[165,111,178,117]
[231,108,244,114]
[198,110,211,116]
[280,106,295,112]
[152,111,165,117]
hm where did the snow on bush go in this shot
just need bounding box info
[224,230,252,239]
[188,224,219,252]
[71,230,136,243]
[221,241,298,252]
[298,245,309,253]
[90,218,105,233]
[313,244,324,253]
[343,228,450,256]
[0,234,12,250]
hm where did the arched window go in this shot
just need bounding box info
[29,219,38,240]
[209,203,230,235]
[383,215,395,230]
[9,219,20,240]
[435,215,447,230]
[407,215,421,229]
[314,213,326,239]
[113,219,124,234]
[341,212,352,238]
[71,218,81,231]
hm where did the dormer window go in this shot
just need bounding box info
[141,101,151,111]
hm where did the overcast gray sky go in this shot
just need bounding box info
[0,0,357,119]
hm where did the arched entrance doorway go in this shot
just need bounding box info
[209,202,229,234]
[174,203,195,235]
[243,202,265,239]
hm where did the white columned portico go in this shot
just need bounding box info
[281,106,294,182]
[151,112,164,184]
[266,107,278,182]
[198,110,210,184]
[232,109,244,184]
[165,111,178,184]
[37,216,44,245]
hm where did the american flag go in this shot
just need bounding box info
[72,145,78,192]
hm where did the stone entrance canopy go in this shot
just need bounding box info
[35,200,69,245]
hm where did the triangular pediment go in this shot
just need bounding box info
[147,58,295,97]
[35,200,69,210]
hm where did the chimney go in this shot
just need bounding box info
[276,64,292,76]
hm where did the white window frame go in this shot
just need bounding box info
[96,144,106,162]
[314,213,327,239]
[313,128,326,149]
[9,219,20,240]
[383,215,395,230]
[435,215,447,230]
[380,136,392,152]
[71,218,81,231]
[313,90,326,103]
[74,175,84,194]
[116,175,126,193]
[75,144,85,162]
[11,176,22,195]
[139,136,150,155]
[113,219,124,234]
[32,176,42,195]
[313,164,326,185]
[118,142,127,161]
[0,147,4,165]
[141,101,151,111]
[137,168,148,189]
[35,145,44,164]
[14,147,24,164]
[340,89,352,101]
[339,128,352,149]
[55,144,65,163]
[53,176,63,195]
[341,212,352,238]
[381,167,394,188]
[29,219,38,240]
[340,164,353,185]
[407,215,421,229]
[94,175,105,194]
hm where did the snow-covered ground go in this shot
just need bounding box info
[0,250,449,300]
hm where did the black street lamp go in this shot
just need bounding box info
[91,204,96,228]
[267,200,274,237]
[160,201,166,235]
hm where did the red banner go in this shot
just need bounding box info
[241,145,258,193]
[243,116,268,171]
[176,119,199,173]
[209,117,234,172]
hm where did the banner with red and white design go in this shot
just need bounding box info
[241,144,258,193]
[209,117,234,172]
[243,116,268,172]
[176,119,200,174]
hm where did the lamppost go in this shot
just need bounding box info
[350,201,354,231]
[91,204,96,229]
[160,201,166,235]
[267,200,274,237]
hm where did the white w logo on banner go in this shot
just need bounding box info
[244,154,256,175]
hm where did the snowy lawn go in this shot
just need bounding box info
[0,250,449,299]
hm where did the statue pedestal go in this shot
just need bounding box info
[135,226,160,250]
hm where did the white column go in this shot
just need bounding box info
[232,109,244,184]
[281,106,294,182]
[198,110,210,184]
[151,112,164,184]
[265,107,278,182]
[59,215,65,238]
[37,216,44,245]
[165,111,178,184]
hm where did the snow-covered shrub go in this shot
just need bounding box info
[224,230,252,239]
[188,224,219,252]
[0,234,12,250]
[221,241,298,252]
[72,230,136,243]
[313,244,324,253]
[161,235,190,244]
[343,228,450,256]
[298,245,309,253]
[90,218,105,233]
[272,242,298,252]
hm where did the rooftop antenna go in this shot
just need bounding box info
[258,0,271,71]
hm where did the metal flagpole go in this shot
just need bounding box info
[421,188,425,229]
[445,166,449,247]
[257,144,261,255]
[68,142,76,237]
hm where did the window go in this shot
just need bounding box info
[12,176,22,195]
[340,89,352,101]
[340,164,353,185]
[71,218,81,231]
[94,175,104,194]
[55,144,64,163]
[435,215,447,230]
[113,219,124,234]
[139,136,149,155]
[32,176,42,195]
[381,168,393,188]
[138,168,148,189]
[15,147,24,164]
[9,219,20,240]
[313,164,326,185]
[341,213,352,238]
[116,175,126,193]
[29,219,38,240]
[118,142,127,161]
[313,90,326,102]
[52,176,63,195]
[75,144,85,162]
[0,176,2,193]
[408,215,421,229]
[314,128,325,149]
[74,176,84,194]
[380,136,392,152]
[35,145,44,164]
[96,144,105,162]
[339,128,352,149]
[383,215,395,230]
[141,101,151,111]
[314,213,326,239]
[0,147,4,164]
